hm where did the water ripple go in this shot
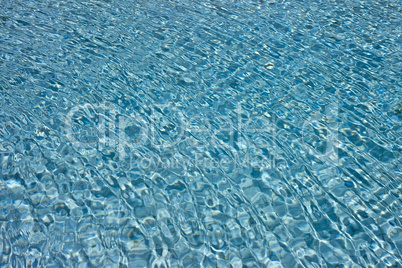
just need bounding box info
[1,0,401,267]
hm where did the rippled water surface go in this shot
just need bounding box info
[1,0,402,267]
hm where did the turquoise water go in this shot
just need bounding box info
[0,0,401,267]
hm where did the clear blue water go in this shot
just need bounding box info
[1,0,401,267]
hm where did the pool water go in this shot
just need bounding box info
[0,0,401,267]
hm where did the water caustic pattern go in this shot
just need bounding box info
[0,0,401,267]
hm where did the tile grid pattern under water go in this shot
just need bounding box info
[0,0,401,267]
